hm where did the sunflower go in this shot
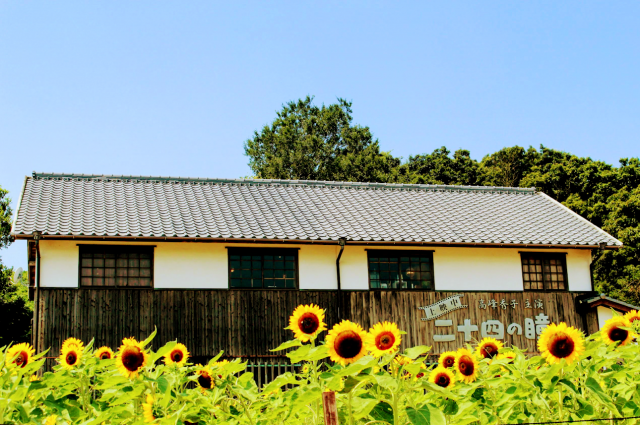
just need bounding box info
[429,366,455,388]
[454,348,479,383]
[142,394,157,423]
[29,374,40,382]
[115,337,149,379]
[61,337,84,352]
[288,304,327,342]
[538,322,585,365]
[59,342,83,370]
[624,310,640,324]
[95,347,114,360]
[45,415,57,425]
[476,338,503,360]
[164,343,190,367]
[195,365,214,391]
[601,316,635,346]
[438,351,457,369]
[6,343,35,369]
[367,322,402,357]
[212,359,230,378]
[326,320,369,366]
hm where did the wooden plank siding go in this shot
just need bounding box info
[38,289,592,369]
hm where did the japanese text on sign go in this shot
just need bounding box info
[433,313,551,342]
[418,294,468,321]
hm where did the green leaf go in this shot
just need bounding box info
[286,344,311,363]
[406,405,446,425]
[369,401,394,423]
[271,339,302,351]
[141,327,158,348]
[403,345,431,360]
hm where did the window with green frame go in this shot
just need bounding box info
[228,248,298,289]
[367,250,434,290]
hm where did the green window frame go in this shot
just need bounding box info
[79,245,154,288]
[228,248,299,289]
[520,252,568,291]
[367,250,435,290]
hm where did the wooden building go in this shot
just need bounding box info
[10,173,630,372]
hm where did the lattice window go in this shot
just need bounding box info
[228,248,298,289]
[80,246,153,287]
[368,250,434,290]
[521,253,567,291]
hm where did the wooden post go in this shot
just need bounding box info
[323,391,338,425]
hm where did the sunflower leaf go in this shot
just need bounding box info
[271,339,302,352]
[140,327,157,348]
[403,346,431,360]
[406,404,446,425]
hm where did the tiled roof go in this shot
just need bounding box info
[10,173,622,247]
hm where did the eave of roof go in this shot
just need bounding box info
[579,295,640,312]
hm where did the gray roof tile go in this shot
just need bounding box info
[10,173,622,247]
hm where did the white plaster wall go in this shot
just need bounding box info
[339,246,592,292]
[38,240,338,290]
[37,240,593,291]
[39,240,80,287]
[597,306,616,329]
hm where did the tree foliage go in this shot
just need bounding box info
[245,98,640,304]
[0,185,32,346]
[245,96,399,182]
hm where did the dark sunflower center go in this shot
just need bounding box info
[444,357,455,368]
[334,330,363,359]
[100,352,111,360]
[299,313,319,335]
[549,334,575,358]
[66,352,77,365]
[458,356,475,376]
[436,374,451,387]
[481,344,498,359]
[609,328,629,342]
[375,332,395,350]
[198,373,213,389]
[416,372,425,379]
[122,347,144,372]
[171,350,183,362]
[15,351,27,367]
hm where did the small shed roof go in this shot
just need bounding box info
[11,172,622,248]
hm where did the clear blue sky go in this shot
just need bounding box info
[1,1,639,270]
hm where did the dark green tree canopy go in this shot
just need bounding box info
[0,184,32,345]
[245,97,399,183]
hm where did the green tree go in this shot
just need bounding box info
[244,96,400,182]
[396,147,480,185]
[0,185,33,346]
[479,146,539,187]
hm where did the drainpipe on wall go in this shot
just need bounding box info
[32,231,42,353]
[336,238,346,322]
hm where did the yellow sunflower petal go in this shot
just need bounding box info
[115,338,149,379]
[59,344,83,370]
[288,304,327,342]
[476,337,503,359]
[537,322,585,364]
[95,347,114,360]
[624,310,640,324]
[164,343,190,367]
[142,394,155,423]
[601,316,635,347]
[196,365,215,391]
[6,343,35,369]
[454,348,479,383]
[429,366,455,388]
[366,321,402,357]
[326,320,369,366]
[438,351,457,369]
